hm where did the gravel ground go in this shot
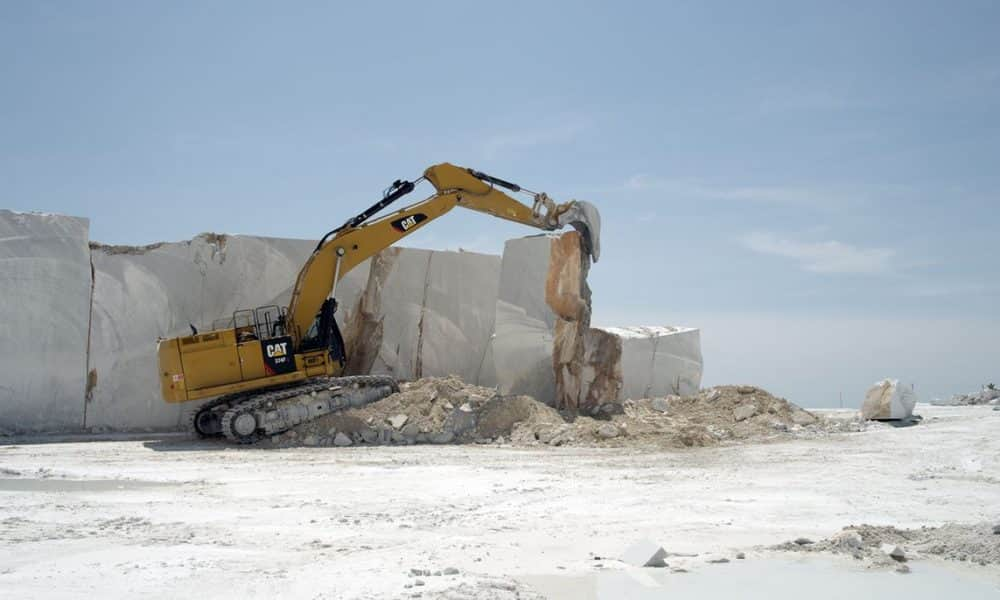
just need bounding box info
[0,404,998,598]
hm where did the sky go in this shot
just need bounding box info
[2,1,998,407]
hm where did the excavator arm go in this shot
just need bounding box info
[284,162,601,347]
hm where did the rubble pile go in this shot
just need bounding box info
[774,523,1000,568]
[933,385,1000,406]
[269,376,562,447]
[272,378,824,449]
[591,385,821,448]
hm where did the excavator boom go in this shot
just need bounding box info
[285,162,600,346]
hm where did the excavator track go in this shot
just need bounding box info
[189,375,399,444]
[186,391,252,439]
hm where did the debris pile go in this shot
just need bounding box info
[774,523,1000,569]
[271,378,825,449]
[933,385,1000,406]
[269,376,562,447]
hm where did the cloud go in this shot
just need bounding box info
[623,174,824,205]
[620,175,910,210]
[740,232,895,274]
[483,119,589,159]
[904,281,1000,298]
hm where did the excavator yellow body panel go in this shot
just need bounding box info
[157,328,342,404]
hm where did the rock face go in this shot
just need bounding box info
[0,211,91,432]
[342,247,500,384]
[862,379,917,421]
[600,326,703,399]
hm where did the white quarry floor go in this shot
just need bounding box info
[1,405,998,599]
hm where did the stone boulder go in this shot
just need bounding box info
[862,379,917,421]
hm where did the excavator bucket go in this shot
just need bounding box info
[557,200,602,262]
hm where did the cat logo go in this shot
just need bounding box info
[391,213,428,233]
[262,335,296,375]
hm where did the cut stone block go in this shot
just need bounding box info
[0,211,91,432]
[342,247,500,383]
[622,539,668,567]
[601,326,704,399]
[861,379,917,421]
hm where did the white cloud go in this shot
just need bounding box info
[905,281,1000,298]
[740,231,895,274]
[483,119,589,159]
[619,175,908,209]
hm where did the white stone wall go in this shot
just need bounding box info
[490,235,558,400]
[0,213,704,432]
[0,211,91,433]
[347,247,501,384]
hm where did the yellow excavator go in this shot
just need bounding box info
[157,163,600,443]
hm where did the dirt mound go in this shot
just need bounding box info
[555,385,821,449]
[774,522,1000,568]
[271,378,827,449]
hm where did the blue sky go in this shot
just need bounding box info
[3,2,998,406]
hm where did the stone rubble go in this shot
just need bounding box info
[931,385,1000,406]
[273,378,828,450]
[774,522,1000,568]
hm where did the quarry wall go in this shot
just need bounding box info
[0,211,703,432]
[0,211,92,432]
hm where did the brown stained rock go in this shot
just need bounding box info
[548,232,622,411]
[544,231,589,322]
[342,247,399,374]
[574,328,623,410]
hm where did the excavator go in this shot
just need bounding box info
[157,163,600,443]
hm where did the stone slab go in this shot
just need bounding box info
[0,211,91,432]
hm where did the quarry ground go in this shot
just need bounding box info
[1,405,999,599]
